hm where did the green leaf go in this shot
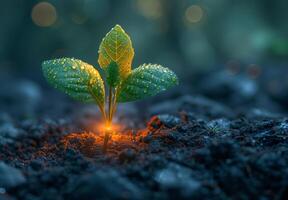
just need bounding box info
[42,58,105,107]
[98,24,134,79]
[117,64,178,102]
[106,61,121,87]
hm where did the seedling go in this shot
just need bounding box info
[42,25,178,152]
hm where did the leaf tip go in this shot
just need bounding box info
[114,24,123,30]
[112,24,127,35]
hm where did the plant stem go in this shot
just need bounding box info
[108,86,113,122]
[87,84,107,122]
[110,87,119,121]
[103,129,110,153]
[99,105,106,122]
[103,86,113,153]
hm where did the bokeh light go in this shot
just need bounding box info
[136,0,163,19]
[0,0,287,77]
[185,5,204,24]
[31,2,57,27]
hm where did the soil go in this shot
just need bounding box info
[0,68,288,200]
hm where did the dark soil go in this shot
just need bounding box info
[1,68,288,200]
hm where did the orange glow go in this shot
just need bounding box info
[105,125,112,131]
[61,129,149,157]
[96,123,122,133]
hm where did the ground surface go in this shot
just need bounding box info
[0,68,288,200]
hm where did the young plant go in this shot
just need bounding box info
[42,25,178,152]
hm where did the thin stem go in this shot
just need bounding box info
[87,84,106,122]
[99,105,106,122]
[110,87,119,120]
[103,86,113,153]
[108,86,113,124]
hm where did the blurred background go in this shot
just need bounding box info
[1,0,287,79]
[1,0,288,118]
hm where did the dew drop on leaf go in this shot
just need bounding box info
[118,63,178,102]
[42,57,105,106]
